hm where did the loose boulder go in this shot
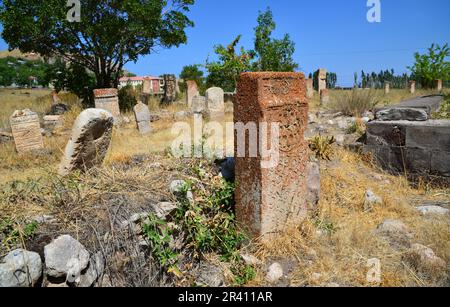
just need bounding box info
[44,235,90,281]
[58,109,114,176]
[0,249,42,287]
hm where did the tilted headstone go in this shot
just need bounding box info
[306,78,314,98]
[320,89,330,104]
[384,81,390,94]
[9,109,44,154]
[436,79,443,92]
[192,95,207,114]
[58,109,114,176]
[133,102,152,135]
[205,87,225,117]
[316,69,327,93]
[94,88,121,123]
[235,72,309,240]
[186,80,199,107]
[409,81,416,94]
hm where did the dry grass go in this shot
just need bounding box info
[308,88,450,113]
[251,148,449,287]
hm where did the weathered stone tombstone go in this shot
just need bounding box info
[409,81,416,94]
[142,78,152,95]
[162,74,177,104]
[9,109,44,154]
[316,68,327,93]
[205,87,225,117]
[43,115,64,135]
[133,101,152,135]
[186,80,199,108]
[384,81,390,94]
[58,109,114,176]
[436,79,443,92]
[320,89,330,104]
[235,72,309,240]
[191,95,207,114]
[94,88,121,123]
[306,78,314,98]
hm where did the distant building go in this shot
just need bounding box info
[119,76,165,95]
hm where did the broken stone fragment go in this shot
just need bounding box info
[364,190,382,211]
[266,262,283,284]
[404,244,446,276]
[416,206,449,216]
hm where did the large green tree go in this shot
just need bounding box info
[408,43,450,88]
[205,35,254,92]
[252,8,298,72]
[0,0,195,89]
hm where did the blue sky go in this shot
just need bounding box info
[1,0,449,86]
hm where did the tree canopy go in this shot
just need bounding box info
[0,0,195,88]
[408,43,450,88]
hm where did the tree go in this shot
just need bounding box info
[43,59,97,106]
[408,43,450,88]
[0,0,195,89]
[205,35,254,92]
[252,8,298,72]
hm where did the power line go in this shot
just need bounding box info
[300,47,428,57]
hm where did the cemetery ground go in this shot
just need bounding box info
[0,87,449,287]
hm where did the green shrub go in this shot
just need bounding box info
[118,85,138,112]
[309,135,335,161]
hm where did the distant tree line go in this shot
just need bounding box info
[0,56,52,87]
[358,69,411,89]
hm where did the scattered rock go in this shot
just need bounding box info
[241,254,263,267]
[78,252,105,288]
[375,219,413,248]
[364,190,382,211]
[325,282,340,287]
[266,262,283,284]
[0,249,42,287]
[170,180,194,202]
[47,282,69,287]
[306,162,320,211]
[308,113,317,124]
[151,202,178,219]
[195,262,225,287]
[44,235,90,281]
[416,206,449,216]
[32,215,57,224]
[174,111,190,121]
[404,244,446,276]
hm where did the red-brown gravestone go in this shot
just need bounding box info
[94,88,121,123]
[186,80,199,108]
[235,72,309,240]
